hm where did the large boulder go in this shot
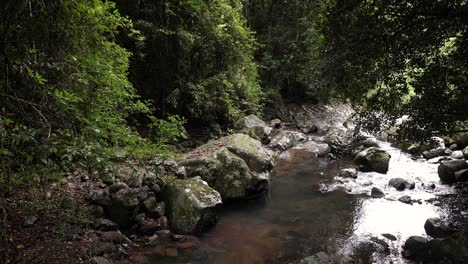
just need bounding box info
[451,150,465,159]
[354,147,391,173]
[236,114,272,142]
[163,177,222,234]
[268,130,307,151]
[324,126,355,157]
[291,141,331,157]
[455,169,468,182]
[424,218,457,238]
[402,236,429,260]
[438,160,468,183]
[180,134,274,200]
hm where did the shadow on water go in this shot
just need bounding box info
[146,145,452,264]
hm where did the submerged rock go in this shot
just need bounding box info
[354,147,391,173]
[389,178,415,191]
[163,177,222,234]
[424,218,457,238]
[292,141,331,157]
[181,133,274,200]
[438,160,468,183]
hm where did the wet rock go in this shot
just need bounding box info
[451,150,465,159]
[424,218,457,238]
[299,252,334,264]
[354,147,391,174]
[398,195,412,204]
[339,168,358,179]
[371,187,385,198]
[438,160,468,183]
[94,218,118,231]
[23,215,38,227]
[270,118,282,128]
[425,235,468,263]
[268,130,307,151]
[382,233,397,241]
[427,156,451,164]
[402,236,428,260]
[292,141,331,157]
[181,133,274,200]
[389,178,415,191]
[91,256,112,264]
[163,177,222,234]
[455,169,468,182]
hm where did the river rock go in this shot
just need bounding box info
[292,141,331,157]
[354,147,391,173]
[270,118,282,128]
[236,114,272,142]
[402,236,429,260]
[389,178,415,190]
[463,146,468,159]
[106,187,148,227]
[398,195,412,204]
[163,177,222,234]
[268,130,307,151]
[94,218,119,231]
[339,168,358,179]
[438,160,468,183]
[324,126,355,157]
[424,218,456,238]
[422,148,449,159]
[181,133,274,200]
[455,169,468,182]
[371,187,385,198]
[451,150,465,159]
[425,235,468,263]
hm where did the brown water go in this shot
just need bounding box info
[145,143,452,264]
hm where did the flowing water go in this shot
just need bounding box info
[146,142,453,264]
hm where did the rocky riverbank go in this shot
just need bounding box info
[6,102,468,264]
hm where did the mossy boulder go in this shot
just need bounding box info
[180,133,274,200]
[354,147,391,173]
[236,114,272,142]
[163,177,222,234]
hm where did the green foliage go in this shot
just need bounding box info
[0,0,181,189]
[117,0,263,125]
[314,0,468,141]
[244,0,324,101]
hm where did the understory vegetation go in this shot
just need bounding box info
[0,0,467,261]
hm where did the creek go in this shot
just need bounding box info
[148,142,453,263]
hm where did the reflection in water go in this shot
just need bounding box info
[147,144,452,264]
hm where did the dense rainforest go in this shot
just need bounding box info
[1,0,467,263]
